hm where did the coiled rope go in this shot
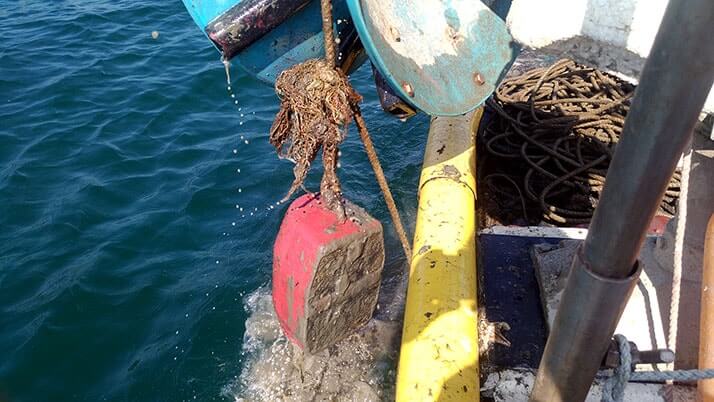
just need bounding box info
[482,59,681,225]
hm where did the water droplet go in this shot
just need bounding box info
[231,94,235,98]
[235,204,239,209]
[216,260,219,264]
[238,188,242,193]
[237,168,241,173]
[233,149,237,154]
[227,86,232,91]
[232,222,236,226]
[222,58,232,85]
[238,107,242,111]
[176,330,179,334]
[240,113,244,117]
[239,122,244,126]
[244,140,249,144]
[151,31,160,39]
[250,212,254,216]
[239,207,243,212]
[240,135,244,140]
[234,100,239,105]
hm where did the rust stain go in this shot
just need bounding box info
[389,26,401,42]
[441,164,461,180]
[473,72,485,86]
[401,81,415,97]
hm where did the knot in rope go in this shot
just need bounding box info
[601,334,631,402]
[602,334,714,402]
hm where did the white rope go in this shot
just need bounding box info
[601,334,714,402]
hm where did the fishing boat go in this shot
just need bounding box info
[180,0,714,401]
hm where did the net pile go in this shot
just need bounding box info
[269,59,362,218]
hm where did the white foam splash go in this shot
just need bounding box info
[222,287,402,401]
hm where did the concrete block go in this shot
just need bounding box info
[272,194,385,353]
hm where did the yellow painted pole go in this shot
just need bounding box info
[699,214,714,402]
[396,109,482,401]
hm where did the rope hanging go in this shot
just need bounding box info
[269,0,412,261]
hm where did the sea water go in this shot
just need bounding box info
[0,1,428,401]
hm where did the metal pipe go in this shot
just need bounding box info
[533,249,641,402]
[699,214,714,402]
[396,110,480,402]
[531,0,714,400]
[582,0,714,279]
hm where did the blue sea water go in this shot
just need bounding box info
[0,1,429,401]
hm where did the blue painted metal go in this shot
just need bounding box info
[345,0,520,116]
[182,0,239,30]
[181,0,362,85]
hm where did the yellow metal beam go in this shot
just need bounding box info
[396,109,482,401]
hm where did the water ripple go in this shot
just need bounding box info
[0,1,428,401]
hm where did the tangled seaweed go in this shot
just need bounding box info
[269,59,362,217]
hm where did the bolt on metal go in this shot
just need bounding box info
[474,72,485,86]
[401,81,415,97]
